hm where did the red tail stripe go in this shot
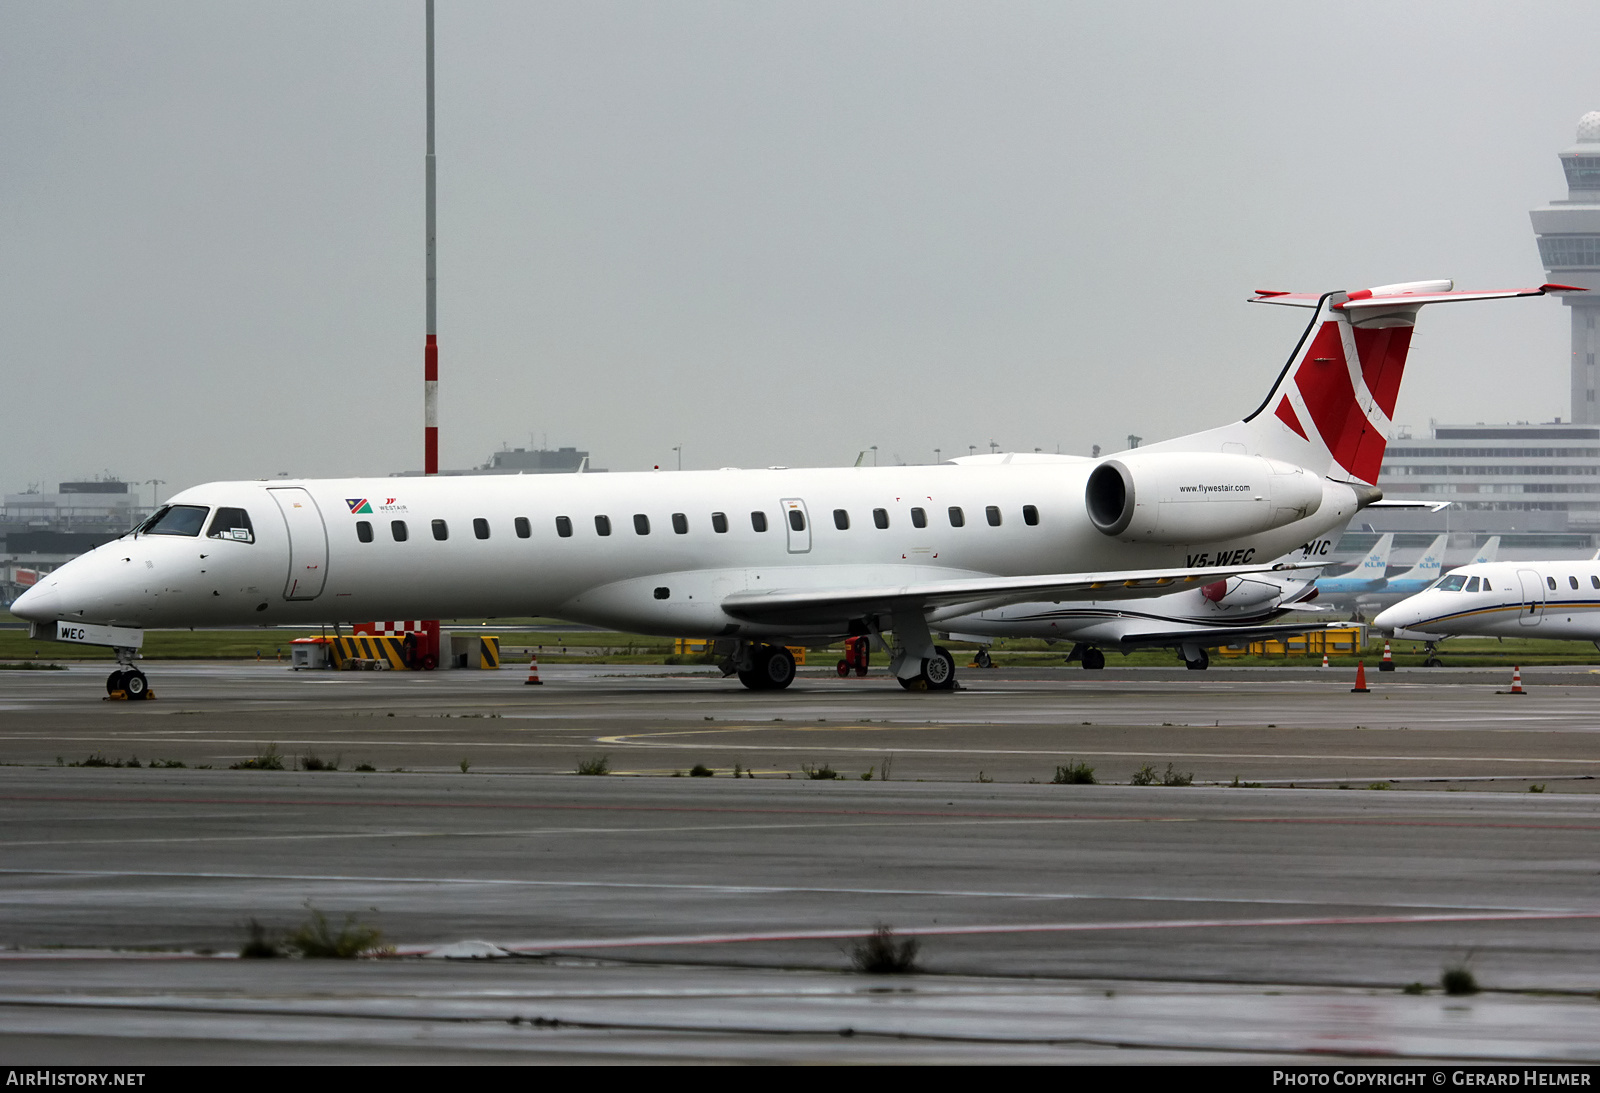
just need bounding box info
[1274,396,1309,441]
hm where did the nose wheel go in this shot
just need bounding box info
[106,667,151,700]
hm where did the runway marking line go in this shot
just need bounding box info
[4,793,1600,832]
[482,908,1600,956]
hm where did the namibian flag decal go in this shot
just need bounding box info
[346,498,373,514]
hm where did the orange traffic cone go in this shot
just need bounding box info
[1500,665,1526,696]
[1378,641,1395,672]
[1321,654,1329,668]
[1351,660,1370,693]
[524,652,543,686]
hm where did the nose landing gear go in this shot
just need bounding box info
[106,647,152,700]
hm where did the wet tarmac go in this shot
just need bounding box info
[2,662,1599,1063]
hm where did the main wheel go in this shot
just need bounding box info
[1082,647,1106,671]
[922,646,957,690]
[106,670,127,696]
[738,668,768,690]
[755,645,796,690]
[123,670,149,699]
[1424,656,1443,668]
[1184,648,1210,671]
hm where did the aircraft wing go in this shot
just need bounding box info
[1106,621,1352,652]
[721,562,1296,628]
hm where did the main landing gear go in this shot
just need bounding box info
[736,643,797,690]
[897,646,957,691]
[1069,644,1106,670]
[1422,641,1443,668]
[106,646,152,700]
[1181,644,1210,671]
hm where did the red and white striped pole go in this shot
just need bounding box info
[423,0,438,477]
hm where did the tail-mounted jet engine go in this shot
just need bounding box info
[1085,452,1323,544]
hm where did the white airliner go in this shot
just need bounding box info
[1375,557,1600,662]
[12,280,1566,697]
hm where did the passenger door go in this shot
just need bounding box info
[269,488,329,600]
[780,498,811,554]
[1516,568,1544,627]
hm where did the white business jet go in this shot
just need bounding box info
[13,281,1564,697]
[1375,557,1600,663]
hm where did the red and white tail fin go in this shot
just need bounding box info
[1143,280,1574,483]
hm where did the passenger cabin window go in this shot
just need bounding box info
[1022,505,1040,526]
[1547,576,1558,591]
[473,518,490,540]
[356,521,373,543]
[910,507,927,529]
[1572,576,1581,590]
[142,505,209,537]
[833,509,849,530]
[595,515,612,537]
[634,514,650,535]
[712,512,729,534]
[432,519,449,541]
[948,506,965,528]
[751,511,768,532]
[672,513,689,535]
[985,506,1001,527]
[788,509,807,532]
[1593,576,1600,589]
[555,516,572,538]
[1465,576,1480,592]
[515,517,531,539]
[873,508,889,529]
[391,520,408,542]
[206,507,255,543]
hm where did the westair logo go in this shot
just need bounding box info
[377,497,408,513]
[345,499,373,514]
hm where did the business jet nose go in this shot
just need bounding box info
[1372,602,1408,633]
[11,581,59,625]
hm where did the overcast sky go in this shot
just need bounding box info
[3,1,1597,503]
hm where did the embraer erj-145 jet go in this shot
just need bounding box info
[13,280,1569,697]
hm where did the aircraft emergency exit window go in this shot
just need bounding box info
[205,507,255,543]
[1465,576,1480,592]
[356,521,373,544]
[986,506,1002,527]
[515,517,531,539]
[144,505,209,537]
[788,510,806,532]
[432,519,449,541]
[391,520,408,542]
[910,507,927,528]
[751,512,768,532]
[1572,576,1581,590]
[948,507,965,528]
[634,514,651,535]
[711,512,729,533]
[833,509,849,530]
[672,513,689,535]
[1023,505,1040,526]
[1548,576,1558,591]
[595,515,612,537]
[873,508,889,529]
[555,516,572,538]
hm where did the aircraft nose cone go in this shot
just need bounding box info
[1372,603,1406,632]
[11,582,59,625]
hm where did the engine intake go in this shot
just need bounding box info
[1086,452,1322,544]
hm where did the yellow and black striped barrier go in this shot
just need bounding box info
[330,634,410,670]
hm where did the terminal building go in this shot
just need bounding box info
[1,480,151,608]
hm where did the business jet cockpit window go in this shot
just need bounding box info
[139,505,210,537]
[1435,574,1468,592]
[205,508,255,543]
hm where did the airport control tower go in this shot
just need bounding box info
[1531,111,1600,424]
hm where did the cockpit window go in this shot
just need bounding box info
[205,507,255,543]
[1465,576,1480,593]
[1436,574,1467,591]
[140,505,210,537]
